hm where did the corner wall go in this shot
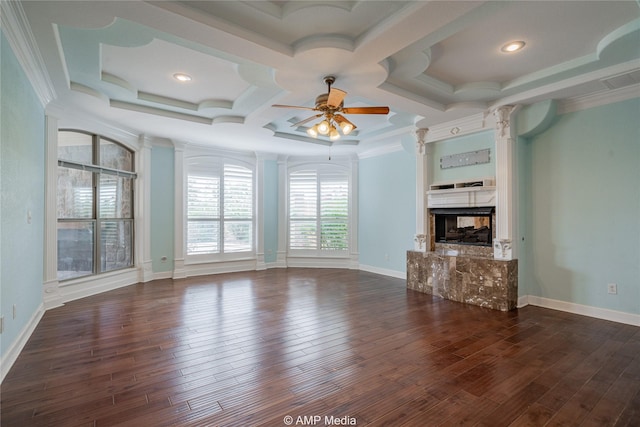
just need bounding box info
[522,97,640,320]
[150,146,175,276]
[359,149,416,276]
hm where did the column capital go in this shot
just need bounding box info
[171,139,186,151]
[492,105,518,138]
[415,128,429,155]
[138,134,154,150]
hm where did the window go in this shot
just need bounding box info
[288,165,349,253]
[57,131,135,280]
[186,160,254,257]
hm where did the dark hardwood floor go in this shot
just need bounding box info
[1,268,638,426]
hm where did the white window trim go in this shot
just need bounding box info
[179,150,257,277]
[284,156,359,269]
[43,114,151,308]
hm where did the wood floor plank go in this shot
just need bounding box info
[1,268,637,426]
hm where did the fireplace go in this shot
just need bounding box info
[431,207,494,246]
[411,176,517,311]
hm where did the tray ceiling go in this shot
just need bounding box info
[13,0,640,155]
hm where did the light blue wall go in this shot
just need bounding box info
[150,146,174,273]
[517,133,532,301]
[1,34,45,357]
[430,130,495,183]
[359,149,416,273]
[522,97,640,314]
[263,159,278,264]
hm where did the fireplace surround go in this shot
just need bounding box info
[408,175,517,311]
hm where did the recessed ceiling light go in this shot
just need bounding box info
[173,73,192,82]
[500,41,526,53]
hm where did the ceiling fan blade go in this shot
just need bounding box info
[291,114,322,127]
[327,88,347,108]
[342,106,390,114]
[272,104,317,111]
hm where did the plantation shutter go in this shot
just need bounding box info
[289,170,318,250]
[288,166,349,252]
[187,169,221,255]
[320,172,349,250]
[223,164,253,252]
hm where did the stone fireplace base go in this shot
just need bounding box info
[407,249,518,311]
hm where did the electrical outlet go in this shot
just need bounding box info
[607,283,617,295]
[12,304,16,319]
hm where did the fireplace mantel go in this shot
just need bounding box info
[427,177,495,208]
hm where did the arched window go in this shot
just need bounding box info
[186,157,254,258]
[288,164,350,254]
[57,130,136,280]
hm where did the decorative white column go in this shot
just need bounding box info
[276,156,288,267]
[414,128,430,251]
[255,153,266,270]
[136,135,153,282]
[492,105,518,260]
[349,154,359,268]
[172,141,187,279]
[43,114,63,309]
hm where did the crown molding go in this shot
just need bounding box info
[358,141,403,159]
[558,83,640,115]
[0,0,56,106]
[492,60,640,110]
[425,112,491,143]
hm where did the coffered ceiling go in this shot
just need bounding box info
[11,1,640,155]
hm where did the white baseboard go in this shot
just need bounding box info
[517,295,529,308]
[265,261,287,269]
[286,257,352,269]
[520,295,640,327]
[184,259,257,277]
[60,269,138,303]
[152,271,173,280]
[1,303,45,383]
[359,264,406,280]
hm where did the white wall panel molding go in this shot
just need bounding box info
[43,115,63,309]
[492,105,519,260]
[136,135,153,283]
[414,128,430,251]
[172,142,187,279]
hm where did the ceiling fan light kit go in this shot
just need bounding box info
[317,120,330,135]
[334,114,355,135]
[274,76,389,142]
[306,125,319,138]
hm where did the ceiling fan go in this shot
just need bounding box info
[272,76,390,141]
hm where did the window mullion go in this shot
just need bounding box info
[220,171,224,254]
[93,134,99,275]
[316,176,322,253]
[94,172,100,275]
